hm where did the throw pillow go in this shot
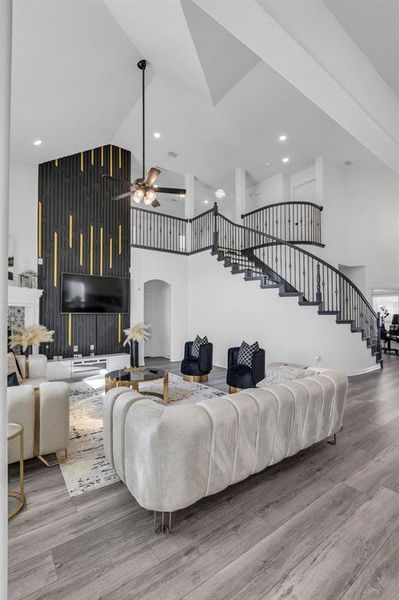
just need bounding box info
[7,350,23,384]
[237,341,259,368]
[7,372,20,387]
[191,335,209,358]
[256,365,314,387]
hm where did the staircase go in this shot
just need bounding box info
[131,202,382,366]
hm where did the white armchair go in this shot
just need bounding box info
[8,354,70,466]
[16,353,48,386]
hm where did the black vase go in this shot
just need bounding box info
[130,340,139,368]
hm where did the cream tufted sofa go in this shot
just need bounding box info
[104,371,348,514]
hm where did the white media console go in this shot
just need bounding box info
[47,353,130,380]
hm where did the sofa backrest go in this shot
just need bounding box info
[106,371,348,513]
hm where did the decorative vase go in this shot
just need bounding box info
[130,340,139,368]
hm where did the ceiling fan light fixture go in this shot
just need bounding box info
[144,190,157,205]
[133,189,144,203]
[215,189,226,199]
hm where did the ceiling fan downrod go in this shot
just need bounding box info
[137,59,147,180]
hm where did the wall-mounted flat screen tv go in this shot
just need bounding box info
[61,273,129,314]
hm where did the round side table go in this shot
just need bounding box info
[8,422,25,520]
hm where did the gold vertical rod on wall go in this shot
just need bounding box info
[53,232,58,288]
[79,233,84,266]
[68,313,72,346]
[118,224,122,255]
[80,152,84,172]
[118,147,122,169]
[68,214,73,248]
[101,146,104,167]
[91,149,94,166]
[99,227,104,276]
[38,201,42,258]
[118,314,121,344]
[109,237,113,269]
[109,145,113,177]
[90,225,94,275]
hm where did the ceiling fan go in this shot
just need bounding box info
[106,59,186,208]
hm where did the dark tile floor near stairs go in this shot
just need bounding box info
[7,356,399,600]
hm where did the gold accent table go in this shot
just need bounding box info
[8,422,25,520]
[105,367,169,403]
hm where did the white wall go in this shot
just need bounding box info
[144,279,171,358]
[8,162,38,281]
[188,251,377,375]
[319,158,399,296]
[131,247,188,362]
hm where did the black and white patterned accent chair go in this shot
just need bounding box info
[226,342,265,393]
[181,337,213,383]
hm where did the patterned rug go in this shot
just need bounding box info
[57,373,225,497]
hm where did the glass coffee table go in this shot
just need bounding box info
[105,367,169,403]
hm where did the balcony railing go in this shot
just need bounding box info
[131,207,188,254]
[242,201,324,246]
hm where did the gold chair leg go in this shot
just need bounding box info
[38,449,68,468]
[228,386,242,394]
[183,374,209,383]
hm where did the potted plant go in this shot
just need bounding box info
[9,324,54,378]
[123,323,151,368]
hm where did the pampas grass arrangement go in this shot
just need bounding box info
[123,322,151,346]
[9,324,55,353]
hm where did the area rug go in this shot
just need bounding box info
[57,373,225,497]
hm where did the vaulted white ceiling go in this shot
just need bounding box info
[11,0,391,191]
[325,0,399,97]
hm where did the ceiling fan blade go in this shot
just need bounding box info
[155,187,186,196]
[102,174,133,186]
[151,199,161,208]
[144,167,161,187]
[111,192,132,201]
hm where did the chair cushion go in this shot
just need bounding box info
[181,358,203,376]
[191,335,208,358]
[237,341,259,367]
[226,364,253,388]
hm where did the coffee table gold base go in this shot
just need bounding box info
[106,372,170,403]
[183,374,208,383]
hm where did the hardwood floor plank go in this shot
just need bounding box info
[8,552,57,600]
[182,483,366,600]
[339,524,399,600]
[264,487,399,600]
[8,486,138,569]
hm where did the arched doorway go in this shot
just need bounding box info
[143,279,171,359]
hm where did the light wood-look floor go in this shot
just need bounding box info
[8,356,399,600]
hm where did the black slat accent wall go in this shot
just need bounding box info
[38,145,131,359]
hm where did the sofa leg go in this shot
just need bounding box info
[153,511,173,534]
[38,449,68,468]
[327,433,337,445]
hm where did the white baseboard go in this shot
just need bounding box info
[347,363,382,377]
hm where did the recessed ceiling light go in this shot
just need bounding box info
[153,132,161,138]
[179,193,186,198]
[282,157,290,164]
[265,161,272,167]
[278,134,287,142]
[204,200,209,204]
[33,139,42,146]
[215,189,226,199]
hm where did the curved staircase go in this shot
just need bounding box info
[131,201,382,367]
